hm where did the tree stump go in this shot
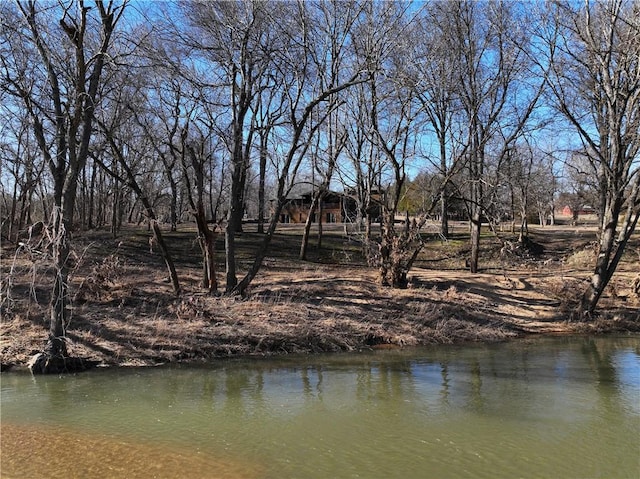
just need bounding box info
[27,353,98,374]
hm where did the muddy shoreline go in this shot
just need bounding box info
[2,267,638,373]
[2,224,639,372]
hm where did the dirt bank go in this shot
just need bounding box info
[1,223,639,371]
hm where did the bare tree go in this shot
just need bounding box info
[411,2,463,238]
[0,110,46,240]
[298,115,346,261]
[175,0,368,295]
[341,80,384,249]
[299,0,355,260]
[93,54,183,295]
[545,0,640,316]
[182,124,222,293]
[176,0,280,292]
[497,142,557,239]
[255,84,285,235]
[531,150,559,227]
[0,0,126,372]
[353,1,425,287]
[230,0,369,295]
[500,144,536,241]
[446,0,546,273]
[559,151,599,225]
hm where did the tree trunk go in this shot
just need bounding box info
[98,128,181,296]
[150,220,180,293]
[579,202,638,317]
[203,231,218,292]
[88,162,96,229]
[47,206,70,359]
[257,131,268,235]
[225,221,239,292]
[232,198,285,296]
[80,163,88,230]
[33,168,79,373]
[39,182,50,225]
[439,188,449,238]
[197,217,218,293]
[169,178,178,232]
[225,148,247,292]
[110,178,119,238]
[580,223,615,316]
[299,194,319,260]
[8,179,18,242]
[469,212,481,273]
[518,208,528,243]
[317,194,324,250]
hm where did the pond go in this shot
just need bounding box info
[1,336,639,479]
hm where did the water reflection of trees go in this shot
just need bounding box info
[579,337,640,417]
[5,341,637,479]
[168,338,639,422]
[11,338,637,432]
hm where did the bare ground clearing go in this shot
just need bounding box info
[1,221,638,370]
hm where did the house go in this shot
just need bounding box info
[276,189,384,224]
[560,205,597,217]
[277,191,345,224]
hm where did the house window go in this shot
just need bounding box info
[280,214,290,224]
[326,212,336,223]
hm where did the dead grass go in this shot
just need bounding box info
[1,221,639,370]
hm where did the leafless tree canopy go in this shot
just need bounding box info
[1,0,638,369]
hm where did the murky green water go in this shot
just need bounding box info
[1,336,639,478]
